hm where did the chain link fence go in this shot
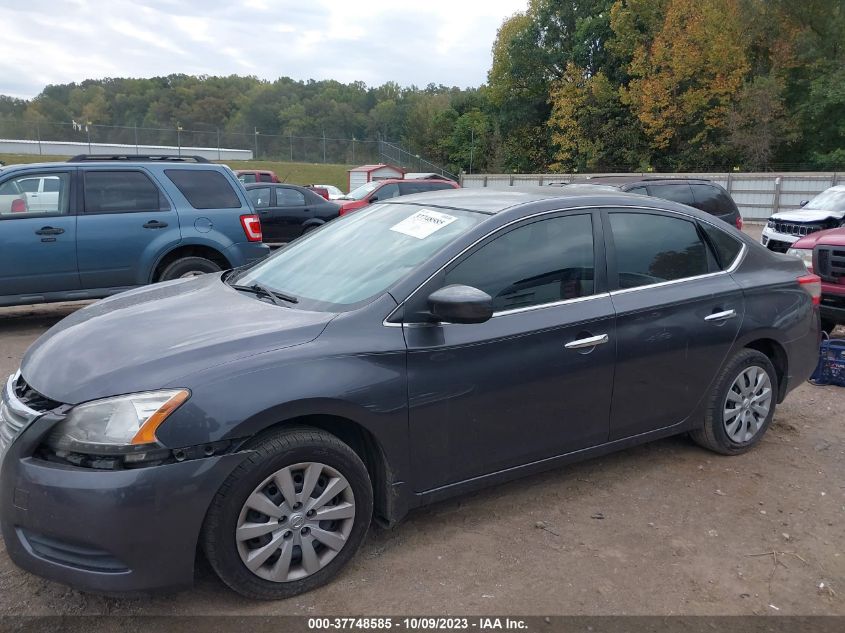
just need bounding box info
[0,120,392,165]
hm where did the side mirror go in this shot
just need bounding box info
[427,284,493,324]
[800,200,809,207]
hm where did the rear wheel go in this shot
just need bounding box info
[202,427,373,599]
[690,349,777,455]
[159,256,221,281]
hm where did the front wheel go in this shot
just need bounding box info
[690,349,777,455]
[202,428,373,599]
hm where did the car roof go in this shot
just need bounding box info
[377,184,684,215]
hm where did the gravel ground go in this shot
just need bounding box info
[0,224,843,616]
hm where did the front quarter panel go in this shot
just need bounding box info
[154,294,410,483]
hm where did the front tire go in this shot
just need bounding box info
[690,349,777,455]
[202,427,373,599]
[159,256,222,281]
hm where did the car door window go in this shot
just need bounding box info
[248,187,271,209]
[165,169,241,209]
[444,214,595,313]
[609,212,714,289]
[372,183,399,201]
[689,183,727,215]
[0,172,71,216]
[647,183,695,207]
[84,171,166,213]
[275,187,306,206]
[627,186,648,195]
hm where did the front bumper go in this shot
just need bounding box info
[760,227,799,253]
[820,287,845,325]
[0,409,249,593]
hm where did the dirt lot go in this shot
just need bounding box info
[0,226,843,616]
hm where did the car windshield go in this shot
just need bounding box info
[233,203,484,309]
[806,188,845,212]
[344,181,380,200]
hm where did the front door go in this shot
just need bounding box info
[75,169,181,289]
[0,170,79,297]
[603,210,745,440]
[405,212,616,492]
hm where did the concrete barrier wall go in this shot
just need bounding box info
[460,172,845,221]
[0,139,253,161]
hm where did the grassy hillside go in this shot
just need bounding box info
[0,154,352,191]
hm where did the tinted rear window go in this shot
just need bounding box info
[690,183,736,216]
[647,183,695,207]
[165,169,241,209]
[700,221,743,269]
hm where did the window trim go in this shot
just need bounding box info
[384,204,746,327]
[81,168,170,215]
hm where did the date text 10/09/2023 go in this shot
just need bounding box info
[307,618,530,631]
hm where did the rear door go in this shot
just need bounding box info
[0,170,79,296]
[261,186,311,242]
[75,169,181,289]
[604,209,745,440]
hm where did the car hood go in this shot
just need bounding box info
[771,208,845,222]
[792,227,845,249]
[21,274,335,405]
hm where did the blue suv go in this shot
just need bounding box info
[0,155,270,307]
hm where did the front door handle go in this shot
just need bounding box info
[35,226,64,235]
[704,309,737,322]
[143,220,168,229]
[565,333,609,349]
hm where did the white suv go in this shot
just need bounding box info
[761,185,845,252]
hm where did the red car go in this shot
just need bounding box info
[337,178,459,215]
[788,228,845,333]
[235,169,280,184]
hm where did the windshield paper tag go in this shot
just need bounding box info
[390,209,457,239]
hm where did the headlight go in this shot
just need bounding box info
[46,389,189,456]
[786,248,813,270]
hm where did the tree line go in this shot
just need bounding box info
[1,0,843,174]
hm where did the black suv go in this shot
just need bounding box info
[552,177,743,231]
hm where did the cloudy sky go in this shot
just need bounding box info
[0,0,527,99]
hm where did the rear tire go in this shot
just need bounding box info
[202,427,373,600]
[690,349,777,455]
[159,256,221,281]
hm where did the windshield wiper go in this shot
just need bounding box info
[231,283,299,305]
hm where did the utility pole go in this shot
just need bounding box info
[177,123,183,156]
[254,127,259,159]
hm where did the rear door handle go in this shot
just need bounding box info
[143,220,168,229]
[705,309,737,322]
[565,334,609,349]
[35,226,64,235]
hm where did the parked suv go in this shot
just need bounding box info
[337,178,459,215]
[0,155,270,308]
[788,227,845,332]
[762,185,845,253]
[552,177,743,230]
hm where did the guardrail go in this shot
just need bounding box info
[460,172,845,221]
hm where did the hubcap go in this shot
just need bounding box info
[723,365,772,442]
[235,462,355,583]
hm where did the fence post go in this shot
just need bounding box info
[216,128,221,160]
[134,124,139,155]
[36,123,42,155]
[509,175,514,187]
[483,176,488,188]
[322,130,326,164]
[253,127,258,160]
[726,172,733,195]
[289,133,293,162]
[772,176,782,217]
